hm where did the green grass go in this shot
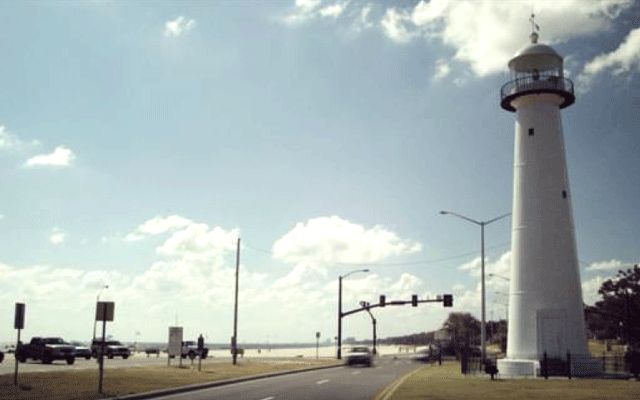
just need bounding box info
[0,358,338,400]
[387,362,640,400]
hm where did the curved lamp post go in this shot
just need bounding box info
[337,268,369,359]
[439,210,510,361]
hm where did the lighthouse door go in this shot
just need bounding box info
[537,309,567,359]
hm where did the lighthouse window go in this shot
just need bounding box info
[528,128,534,136]
[562,190,567,199]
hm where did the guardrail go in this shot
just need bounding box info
[500,76,575,111]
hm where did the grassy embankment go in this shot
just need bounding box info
[386,362,639,400]
[0,358,338,400]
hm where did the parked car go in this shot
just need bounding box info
[70,341,92,360]
[345,346,373,367]
[414,345,441,363]
[91,339,130,359]
[181,340,209,360]
[144,347,160,357]
[16,337,75,365]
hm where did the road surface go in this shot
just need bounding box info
[151,356,424,400]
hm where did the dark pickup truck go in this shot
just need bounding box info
[16,337,76,365]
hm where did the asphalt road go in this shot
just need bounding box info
[151,356,424,400]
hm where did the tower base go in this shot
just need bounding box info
[497,359,539,377]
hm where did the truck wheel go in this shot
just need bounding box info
[16,354,27,363]
[85,355,91,360]
[122,354,129,360]
[66,357,75,365]
[188,352,196,360]
[107,352,114,359]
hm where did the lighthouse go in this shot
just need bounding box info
[496,26,598,376]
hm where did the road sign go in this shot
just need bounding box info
[14,303,25,329]
[316,332,320,339]
[95,302,114,321]
[168,327,183,358]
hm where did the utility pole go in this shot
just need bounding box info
[232,238,240,365]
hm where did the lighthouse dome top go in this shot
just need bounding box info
[508,35,563,73]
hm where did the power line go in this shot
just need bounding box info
[243,241,511,267]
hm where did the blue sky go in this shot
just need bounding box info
[0,0,638,343]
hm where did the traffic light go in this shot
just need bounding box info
[379,294,386,307]
[411,294,418,307]
[443,294,453,307]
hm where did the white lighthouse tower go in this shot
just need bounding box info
[496,26,597,376]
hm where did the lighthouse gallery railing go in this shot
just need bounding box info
[500,76,575,111]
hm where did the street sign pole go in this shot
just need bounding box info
[95,301,114,395]
[13,302,25,387]
[98,303,107,394]
[14,328,21,386]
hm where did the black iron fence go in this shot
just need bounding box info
[463,351,639,379]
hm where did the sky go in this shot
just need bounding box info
[0,0,638,345]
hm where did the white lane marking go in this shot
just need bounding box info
[352,370,361,375]
[258,397,275,400]
[316,379,330,385]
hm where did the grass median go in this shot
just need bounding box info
[0,358,339,400]
[386,362,640,400]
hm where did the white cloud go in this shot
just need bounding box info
[125,215,238,260]
[0,125,39,152]
[380,0,633,77]
[272,216,422,265]
[156,223,238,260]
[380,8,415,44]
[319,3,346,18]
[164,16,196,38]
[433,58,451,80]
[586,259,635,271]
[578,27,640,90]
[282,1,353,25]
[356,5,373,31]
[125,215,194,241]
[49,228,66,245]
[297,0,322,12]
[0,126,21,150]
[24,146,75,167]
[582,275,606,305]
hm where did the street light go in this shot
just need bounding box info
[337,268,369,359]
[92,284,109,340]
[439,210,510,361]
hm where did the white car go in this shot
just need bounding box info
[345,346,373,367]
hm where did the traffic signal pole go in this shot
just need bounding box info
[341,295,454,318]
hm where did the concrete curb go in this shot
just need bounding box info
[373,365,426,400]
[108,363,343,400]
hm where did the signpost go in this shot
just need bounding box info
[168,327,183,367]
[14,303,25,386]
[315,332,320,360]
[95,301,114,394]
